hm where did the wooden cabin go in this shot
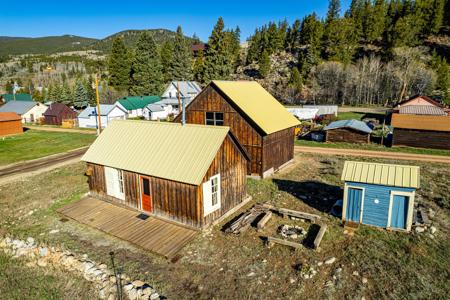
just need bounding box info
[43,102,78,125]
[174,81,300,178]
[391,113,450,150]
[341,161,419,232]
[82,120,249,229]
[0,112,23,136]
[324,119,372,143]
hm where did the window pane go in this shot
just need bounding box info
[142,178,150,196]
[215,120,224,126]
[206,120,215,125]
[215,112,224,121]
[206,112,214,119]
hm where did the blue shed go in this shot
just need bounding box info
[341,161,420,232]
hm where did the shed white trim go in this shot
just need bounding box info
[387,190,415,232]
[342,183,365,223]
[203,173,221,216]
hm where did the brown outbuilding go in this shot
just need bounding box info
[391,113,450,150]
[43,102,78,125]
[0,112,23,136]
[323,119,372,143]
[174,81,300,178]
[82,120,250,229]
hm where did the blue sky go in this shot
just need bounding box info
[1,0,351,41]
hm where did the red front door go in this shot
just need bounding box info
[140,176,152,213]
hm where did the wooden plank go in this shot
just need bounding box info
[265,236,302,249]
[257,211,272,231]
[313,224,327,249]
[262,204,321,222]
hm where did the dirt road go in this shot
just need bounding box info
[295,146,450,164]
[25,125,97,134]
[0,147,88,185]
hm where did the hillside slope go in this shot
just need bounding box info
[0,35,98,56]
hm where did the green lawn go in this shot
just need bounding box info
[0,130,96,166]
[295,140,450,157]
[337,111,385,121]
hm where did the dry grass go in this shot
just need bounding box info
[0,155,449,299]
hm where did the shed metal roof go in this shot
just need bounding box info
[82,120,230,185]
[212,81,300,135]
[78,105,123,118]
[399,105,447,116]
[117,96,161,110]
[341,161,420,188]
[0,112,21,121]
[0,101,37,115]
[324,119,372,134]
[1,93,33,102]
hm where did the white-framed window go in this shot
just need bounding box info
[203,174,221,216]
[118,170,124,194]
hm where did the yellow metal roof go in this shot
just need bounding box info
[82,120,230,185]
[341,161,420,188]
[212,80,300,134]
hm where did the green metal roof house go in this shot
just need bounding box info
[1,93,33,103]
[82,120,249,229]
[116,95,161,118]
[341,161,420,232]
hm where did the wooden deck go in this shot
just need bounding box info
[57,197,197,258]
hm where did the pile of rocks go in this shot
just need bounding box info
[278,224,307,240]
[0,236,161,300]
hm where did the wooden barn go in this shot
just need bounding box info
[82,120,249,229]
[43,102,78,125]
[324,119,372,143]
[174,80,300,178]
[342,161,419,232]
[391,113,450,150]
[0,112,23,136]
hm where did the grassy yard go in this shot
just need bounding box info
[295,140,450,157]
[0,154,448,299]
[0,130,96,166]
[337,111,386,121]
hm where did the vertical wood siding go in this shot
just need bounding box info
[200,134,248,226]
[325,128,370,143]
[176,85,264,176]
[393,128,450,150]
[262,127,294,172]
[0,120,23,136]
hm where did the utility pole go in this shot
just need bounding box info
[95,75,102,135]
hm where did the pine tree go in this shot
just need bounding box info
[289,67,302,94]
[325,0,341,26]
[203,17,233,82]
[108,37,130,91]
[85,77,96,106]
[365,0,387,43]
[74,79,88,107]
[436,57,450,104]
[129,31,164,95]
[60,83,73,105]
[348,0,365,41]
[324,17,358,64]
[193,49,205,83]
[267,22,283,54]
[286,19,301,52]
[246,29,263,64]
[259,49,271,78]
[160,41,174,82]
[169,26,193,81]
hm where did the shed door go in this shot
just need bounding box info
[391,195,409,229]
[346,187,363,223]
[140,176,152,213]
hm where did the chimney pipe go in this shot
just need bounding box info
[182,97,186,125]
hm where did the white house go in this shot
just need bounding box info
[143,104,172,120]
[157,81,202,114]
[0,101,48,123]
[78,104,127,128]
[287,107,319,121]
[115,96,161,118]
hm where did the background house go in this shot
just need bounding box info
[0,101,47,123]
[82,121,248,229]
[175,80,300,178]
[324,119,372,143]
[303,105,338,117]
[391,113,450,150]
[341,161,419,232]
[143,103,171,120]
[0,112,23,136]
[287,107,319,121]
[158,81,202,114]
[0,93,33,104]
[43,102,78,125]
[78,104,127,128]
[116,95,161,118]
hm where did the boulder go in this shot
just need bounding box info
[132,280,145,288]
[150,292,160,300]
[430,226,437,234]
[415,227,425,233]
[26,237,35,246]
[39,247,49,257]
[325,257,336,265]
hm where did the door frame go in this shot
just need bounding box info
[139,175,152,213]
[342,184,365,223]
[387,190,415,232]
